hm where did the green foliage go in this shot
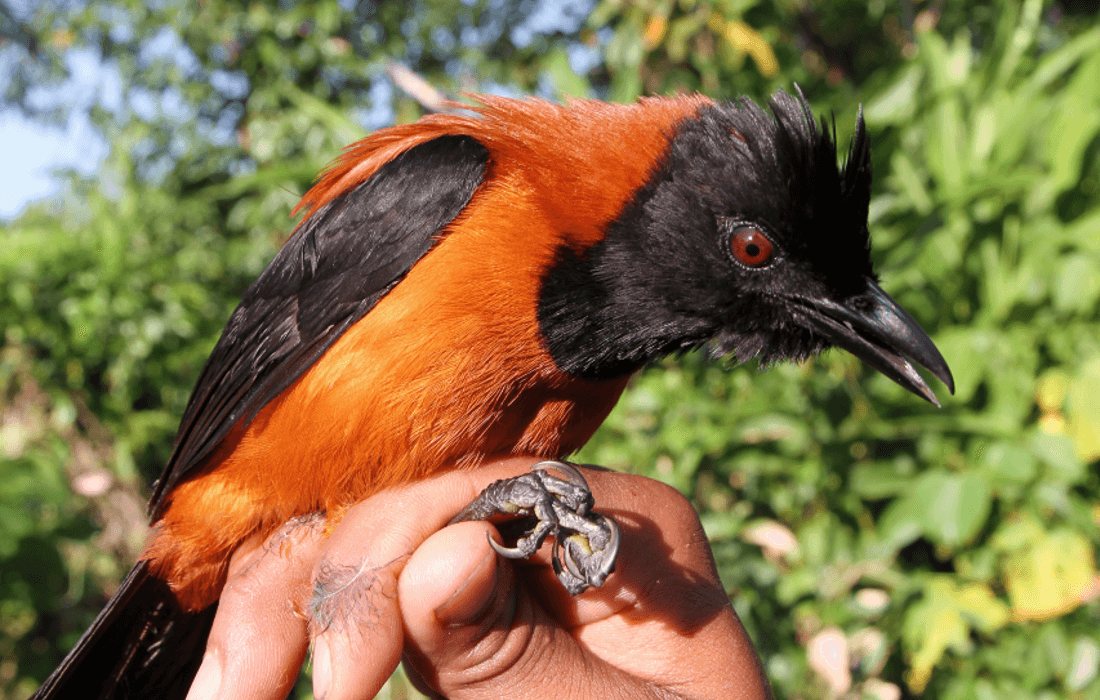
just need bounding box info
[580,2,1100,697]
[2,0,1099,698]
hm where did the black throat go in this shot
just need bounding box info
[536,93,874,381]
[536,237,718,381]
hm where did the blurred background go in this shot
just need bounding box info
[2,0,1099,697]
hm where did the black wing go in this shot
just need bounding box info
[149,134,489,516]
[31,561,215,700]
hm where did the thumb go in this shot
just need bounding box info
[398,521,666,700]
[398,521,531,698]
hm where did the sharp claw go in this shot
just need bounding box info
[533,460,590,490]
[488,536,528,559]
[551,536,566,576]
[459,461,620,595]
[564,535,588,581]
[603,515,621,562]
[552,546,588,595]
[589,515,619,586]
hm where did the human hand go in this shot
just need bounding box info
[184,457,772,700]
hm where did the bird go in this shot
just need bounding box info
[33,88,953,699]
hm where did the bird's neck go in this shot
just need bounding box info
[536,237,717,381]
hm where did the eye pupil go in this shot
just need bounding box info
[729,225,775,268]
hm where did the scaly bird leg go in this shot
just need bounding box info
[450,461,620,595]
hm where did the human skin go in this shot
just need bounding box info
[182,457,773,700]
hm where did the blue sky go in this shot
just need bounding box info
[0,109,106,219]
[0,0,593,221]
[1,48,112,220]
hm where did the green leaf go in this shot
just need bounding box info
[850,462,912,499]
[890,150,934,214]
[864,66,923,126]
[876,470,947,554]
[924,471,992,549]
[1053,254,1100,315]
[541,48,592,99]
[1020,25,1100,99]
[1045,52,1100,195]
[979,441,1038,497]
[927,95,967,195]
[1031,432,1085,485]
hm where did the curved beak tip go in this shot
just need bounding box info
[797,279,956,408]
[924,354,955,403]
[900,360,948,408]
[898,346,955,408]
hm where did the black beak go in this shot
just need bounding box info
[792,280,955,406]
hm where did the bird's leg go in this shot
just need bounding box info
[450,461,620,595]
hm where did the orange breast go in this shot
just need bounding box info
[144,95,710,610]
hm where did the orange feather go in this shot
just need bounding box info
[145,94,712,610]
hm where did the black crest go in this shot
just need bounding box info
[538,88,878,379]
[675,88,875,297]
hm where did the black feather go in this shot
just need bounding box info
[35,134,489,700]
[149,134,488,516]
[538,88,874,379]
[31,562,216,700]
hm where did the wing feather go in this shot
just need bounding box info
[149,134,489,515]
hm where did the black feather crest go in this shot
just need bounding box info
[538,88,877,379]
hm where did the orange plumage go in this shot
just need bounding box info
[145,95,711,610]
[37,87,956,700]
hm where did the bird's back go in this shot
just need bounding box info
[145,95,711,610]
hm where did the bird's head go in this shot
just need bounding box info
[538,88,954,404]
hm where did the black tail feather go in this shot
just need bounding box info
[32,561,217,700]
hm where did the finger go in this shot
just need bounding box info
[186,515,326,700]
[307,502,408,700]
[399,520,676,700]
[399,521,511,696]
[307,458,539,700]
[400,470,771,700]
[560,471,773,699]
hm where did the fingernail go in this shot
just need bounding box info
[434,548,500,627]
[185,652,221,700]
[313,636,332,700]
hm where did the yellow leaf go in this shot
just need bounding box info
[1036,369,1069,412]
[905,582,968,693]
[1004,527,1097,621]
[903,578,1009,692]
[1068,357,1100,462]
[955,581,1010,632]
[51,29,74,50]
[710,16,779,78]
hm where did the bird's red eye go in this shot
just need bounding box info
[730,226,775,268]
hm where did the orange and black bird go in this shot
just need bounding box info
[34,89,953,698]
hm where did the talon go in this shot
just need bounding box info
[454,461,620,595]
[488,536,528,559]
[556,515,619,591]
[586,515,620,586]
[532,460,589,490]
[551,539,588,595]
[562,535,587,581]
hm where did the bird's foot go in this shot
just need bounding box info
[450,461,619,594]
